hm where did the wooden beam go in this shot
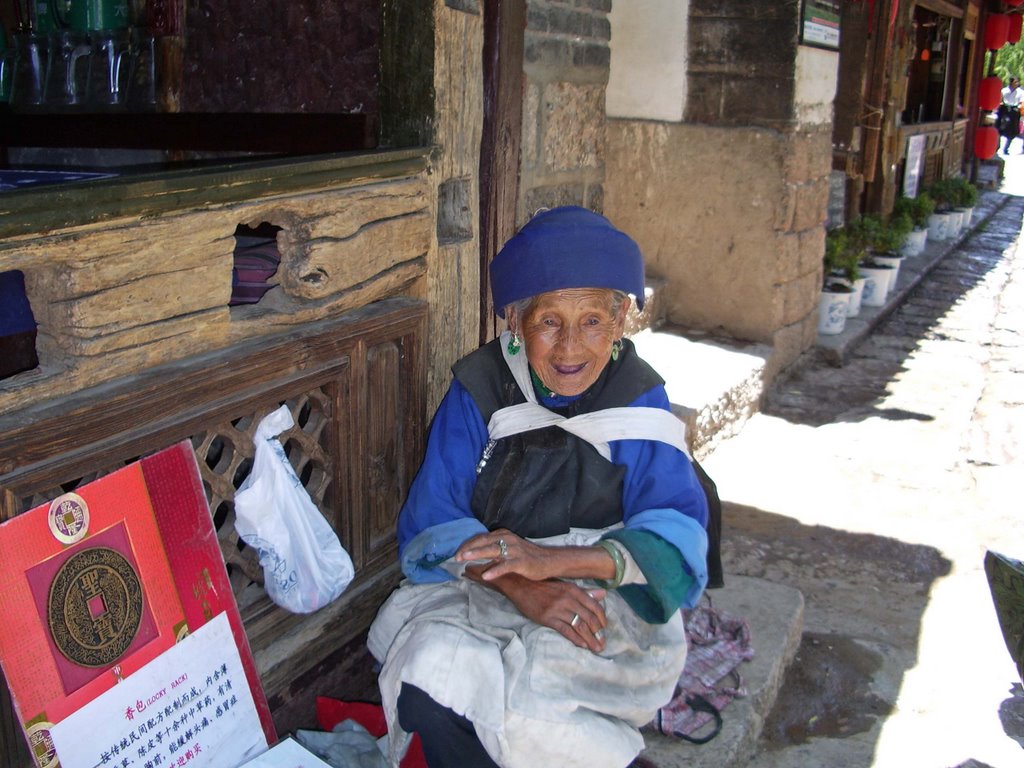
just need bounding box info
[914,0,965,20]
[479,0,525,345]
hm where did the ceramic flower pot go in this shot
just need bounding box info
[859,263,895,307]
[927,212,947,241]
[947,209,964,238]
[846,277,867,317]
[818,283,852,335]
[900,227,928,257]
[870,251,903,287]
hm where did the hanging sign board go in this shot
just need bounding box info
[904,135,927,198]
[0,441,275,767]
[800,0,841,50]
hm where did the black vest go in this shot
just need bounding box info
[452,338,663,538]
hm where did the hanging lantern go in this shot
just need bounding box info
[1010,14,1023,44]
[921,48,931,61]
[980,76,1003,110]
[975,126,999,159]
[986,13,1011,50]
[1007,0,1024,7]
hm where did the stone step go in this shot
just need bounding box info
[630,327,771,460]
[638,576,805,768]
[626,273,670,336]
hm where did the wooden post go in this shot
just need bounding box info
[479,0,525,345]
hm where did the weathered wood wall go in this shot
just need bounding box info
[0,161,432,418]
[425,1,485,408]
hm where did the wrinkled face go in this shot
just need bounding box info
[511,288,630,397]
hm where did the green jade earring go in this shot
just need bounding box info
[611,339,622,361]
[507,332,522,356]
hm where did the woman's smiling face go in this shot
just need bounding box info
[513,288,630,397]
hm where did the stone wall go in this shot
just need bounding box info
[686,0,798,129]
[519,0,610,223]
[605,0,837,380]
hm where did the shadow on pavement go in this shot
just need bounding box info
[720,502,952,752]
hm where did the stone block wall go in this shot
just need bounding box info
[519,0,611,222]
[687,0,798,128]
[605,0,837,380]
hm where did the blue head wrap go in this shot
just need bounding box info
[490,206,645,318]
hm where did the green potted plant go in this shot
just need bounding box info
[948,175,979,227]
[848,215,896,308]
[925,178,959,241]
[866,212,910,286]
[831,226,868,318]
[820,228,854,334]
[893,192,933,255]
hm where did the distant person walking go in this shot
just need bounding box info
[998,76,1024,154]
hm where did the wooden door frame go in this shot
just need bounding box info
[479,0,525,345]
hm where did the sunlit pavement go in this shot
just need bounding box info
[701,160,1024,767]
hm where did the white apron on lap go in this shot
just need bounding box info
[368,545,686,768]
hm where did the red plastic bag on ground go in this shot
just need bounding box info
[317,697,427,768]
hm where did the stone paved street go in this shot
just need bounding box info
[701,168,1024,768]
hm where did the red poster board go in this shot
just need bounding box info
[0,441,275,766]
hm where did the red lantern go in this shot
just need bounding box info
[986,14,1011,49]
[980,76,1003,111]
[975,126,999,159]
[1007,0,1024,7]
[1010,14,1023,44]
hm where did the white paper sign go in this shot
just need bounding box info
[51,611,268,768]
[239,738,333,768]
[904,135,927,198]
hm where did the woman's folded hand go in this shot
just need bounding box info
[464,567,608,653]
[455,528,618,584]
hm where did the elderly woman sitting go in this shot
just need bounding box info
[368,207,709,768]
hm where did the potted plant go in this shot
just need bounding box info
[820,228,854,334]
[827,225,869,318]
[948,175,979,227]
[867,212,910,286]
[925,178,961,240]
[893,192,933,256]
[848,215,896,308]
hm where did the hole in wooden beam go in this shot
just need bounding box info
[230,222,282,307]
[0,270,39,381]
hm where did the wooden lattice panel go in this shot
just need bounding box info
[194,390,334,602]
[0,298,427,765]
[9,391,335,608]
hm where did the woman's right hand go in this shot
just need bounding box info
[466,565,607,652]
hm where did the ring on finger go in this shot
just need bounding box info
[570,612,581,628]
[497,538,509,559]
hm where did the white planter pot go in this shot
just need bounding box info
[870,251,903,287]
[900,227,928,257]
[947,209,964,238]
[818,288,851,335]
[927,212,950,241]
[860,263,895,307]
[846,277,867,317]
[961,207,975,228]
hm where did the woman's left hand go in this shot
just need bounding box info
[455,529,555,581]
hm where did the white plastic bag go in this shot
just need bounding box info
[234,405,354,613]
